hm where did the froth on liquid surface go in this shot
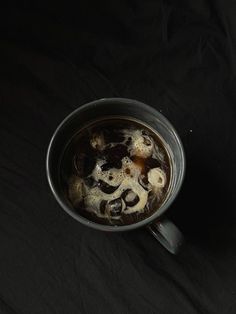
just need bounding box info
[61,118,171,225]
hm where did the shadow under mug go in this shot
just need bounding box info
[46,98,186,254]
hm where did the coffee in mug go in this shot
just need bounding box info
[60,117,172,226]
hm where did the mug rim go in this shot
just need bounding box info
[46,97,186,232]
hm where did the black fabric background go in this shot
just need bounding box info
[1,2,236,313]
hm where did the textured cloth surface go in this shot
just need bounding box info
[0,3,236,314]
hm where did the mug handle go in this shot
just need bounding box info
[147,218,184,254]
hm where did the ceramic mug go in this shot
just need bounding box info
[46,98,185,254]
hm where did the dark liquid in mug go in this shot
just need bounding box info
[60,117,172,225]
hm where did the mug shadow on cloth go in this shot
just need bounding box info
[169,161,234,252]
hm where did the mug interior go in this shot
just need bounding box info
[46,98,185,231]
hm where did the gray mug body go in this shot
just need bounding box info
[46,98,185,253]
